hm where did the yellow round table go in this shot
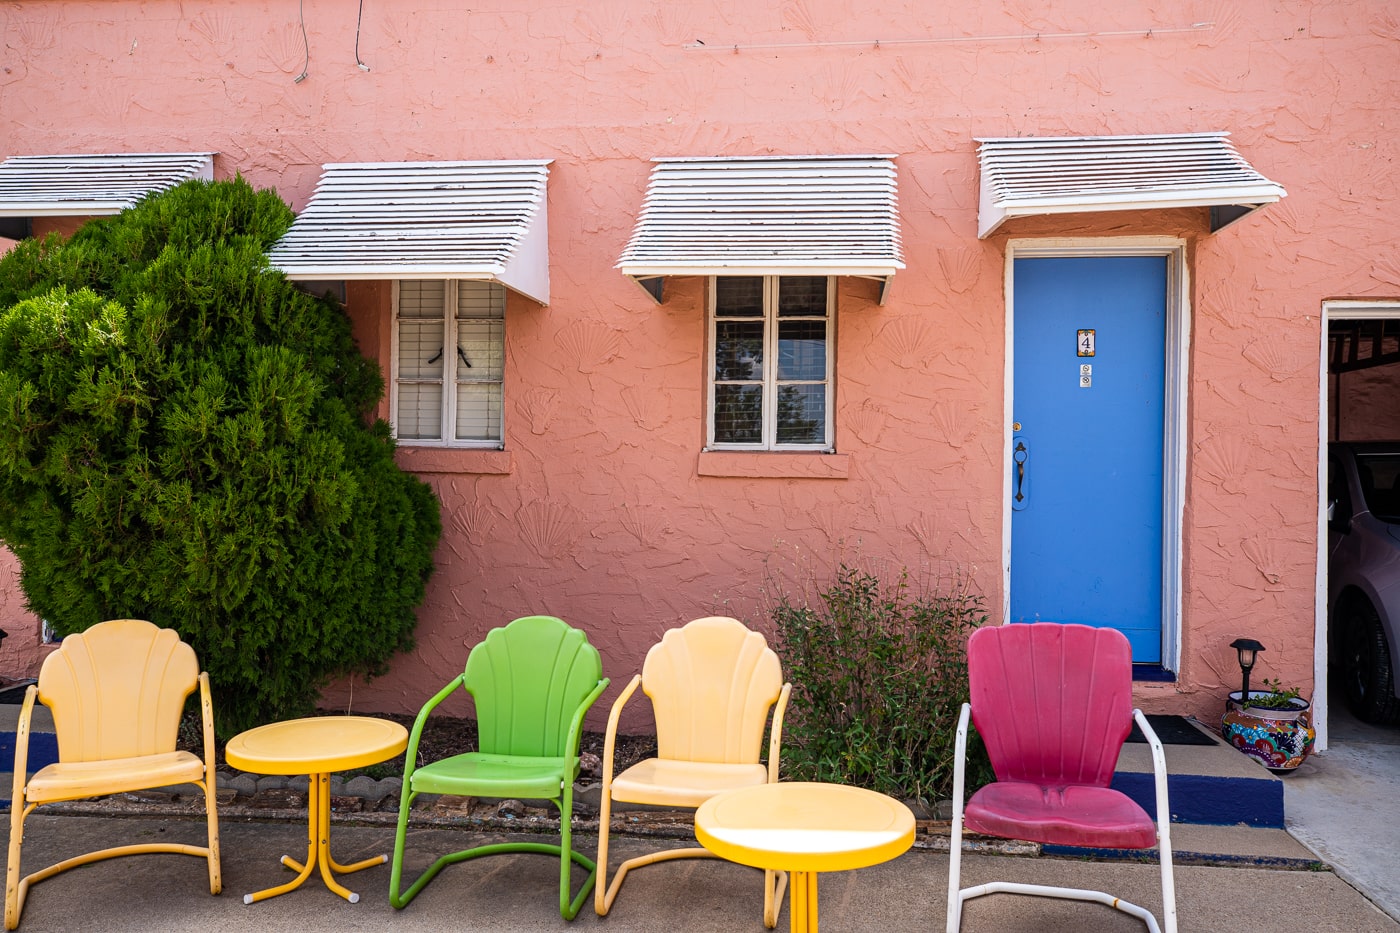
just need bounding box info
[225,716,408,905]
[694,782,915,933]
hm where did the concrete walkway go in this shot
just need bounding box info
[1286,689,1400,923]
[5,700,1399,931]
[3,813,1398,932]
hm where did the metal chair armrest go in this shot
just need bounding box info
[601,674,642,790]
[766,683,792,783]
[10,685,37,803]
[403,675,467,782]
[566,678,611,761]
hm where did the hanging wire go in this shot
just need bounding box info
[355,0,371,71]
[294,0,309,82]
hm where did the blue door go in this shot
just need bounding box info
[1010,256,1167,663]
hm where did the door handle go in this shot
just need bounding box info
[1012,439,1029,510]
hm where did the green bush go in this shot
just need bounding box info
[769,562,993,804]
[0,178,441,736]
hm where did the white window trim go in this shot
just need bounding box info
[390,279,506,449]
[1002,237,1189,673]
[706,275,835,452]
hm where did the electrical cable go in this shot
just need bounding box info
[355,0,371,71]
[294,0,309,82]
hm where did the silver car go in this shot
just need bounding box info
[1329,441,1400,724]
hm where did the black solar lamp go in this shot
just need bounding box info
[1230,638,1265,703]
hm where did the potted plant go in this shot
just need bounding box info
[1221,679,1316,773]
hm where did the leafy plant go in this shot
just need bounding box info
[0,178,441,736]
[1242,679,1307,709]
[768,562,993,804]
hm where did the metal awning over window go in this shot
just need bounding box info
[267,160,551,306]
[617,155,904,304]
[0,152,215,236]
[975,133,1285,238]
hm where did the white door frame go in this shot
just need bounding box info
[1003,237,1189,671]
[1315,299,1400,752]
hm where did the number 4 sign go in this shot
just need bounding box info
[1077,329,1096,357]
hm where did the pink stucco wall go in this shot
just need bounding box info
[2,2,1397,730]
[0,549,46,675]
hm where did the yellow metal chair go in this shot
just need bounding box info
[5,619,221,929]
[595,616,791,926]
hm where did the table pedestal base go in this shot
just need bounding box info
[243,773,386,904]
[789,871,820,933]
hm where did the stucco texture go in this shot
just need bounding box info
[2,1,1397,730]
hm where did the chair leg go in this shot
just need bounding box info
[1158,844,1177,933]
[1138,708,1178,933]
[601,836,780,925]
[560,816,576,920]
[595,789,614,915]
[946,703,970,933]
[557,786,595,920]
[202,778,221,895]
[6,689,33,931]
[388,788,421,909]
[198,672,221,895]
[762,868,789,929]
[946,814,965,932]
[5,802,26,930]
[960,881,1165,931]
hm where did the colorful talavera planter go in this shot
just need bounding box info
[1221,691,1315,773]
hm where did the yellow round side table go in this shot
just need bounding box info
[225,715,407,905]
[695,781,916,933]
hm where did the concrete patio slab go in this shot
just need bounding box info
[1,813,1395,933]
[1285,691,1400,924]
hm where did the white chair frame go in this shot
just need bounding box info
[945,704,1178,933]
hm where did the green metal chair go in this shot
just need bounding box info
[389,615,609,919]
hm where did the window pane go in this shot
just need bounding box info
[398,319,445,379]
[714,385,763,443]
[778,321,827,380]
[458,281,506,319]
[457,319,504,382]
[456,383,503,442]
[396,383,443,440]
[776,384,826,444]
[399,280,446,318]
[777,276,828,317]
[715,321,765,381]
[715,277,764,317]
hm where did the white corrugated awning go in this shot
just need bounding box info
[267,160,551,306]
[976,132,1286,238]
[0,152,215,217]
[617,155,904,304]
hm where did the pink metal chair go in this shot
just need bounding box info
[946,622,1176,933]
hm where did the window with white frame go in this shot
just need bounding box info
[393,280,505,446]
[709,275,833,450]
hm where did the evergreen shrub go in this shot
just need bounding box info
[769,562,993,804]
[0,178,441,735]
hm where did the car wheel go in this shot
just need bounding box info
[1339,599,1400,725]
